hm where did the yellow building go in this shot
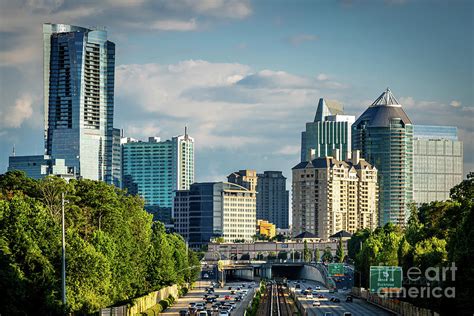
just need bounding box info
[257,219,276,238]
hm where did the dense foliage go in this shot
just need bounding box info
[0,171,200,315]
[349,173,474,314]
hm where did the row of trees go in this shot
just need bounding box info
[348,173,474,314]
[0,171,200,315]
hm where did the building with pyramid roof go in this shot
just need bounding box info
[352,88,413,226]
[301,98,355,162]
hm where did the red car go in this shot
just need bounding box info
[224,295,231,300]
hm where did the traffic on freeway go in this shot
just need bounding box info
[162,280,258,316]
[288,279,393,316]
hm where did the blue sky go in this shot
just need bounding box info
[0,0,473,183]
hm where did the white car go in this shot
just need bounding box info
[315,286,321,290]
[306,294,313,299]
[195,303,205,309]
[313,300,321,307]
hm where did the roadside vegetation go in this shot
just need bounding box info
[348,173,474,314]
[0,171,200,315]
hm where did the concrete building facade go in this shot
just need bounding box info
[256,171,290,229]
[174,182,256,249]
[292,150,378,239]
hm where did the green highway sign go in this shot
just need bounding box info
[328,263,344,276]
[369,266,402,294]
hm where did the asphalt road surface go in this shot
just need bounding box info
[162,280,257,316]
[289,279,394,316]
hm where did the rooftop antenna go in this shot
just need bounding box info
[184,125,188,139]
[12,144,16,157]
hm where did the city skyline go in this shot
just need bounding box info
[0,0,472,188]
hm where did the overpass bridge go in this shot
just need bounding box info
[202,260,335,288]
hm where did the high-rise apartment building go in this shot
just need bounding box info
[174,182,256,249]
[301,98,355,162]
[352,88,413,226]
[42,23,119,185]
[122,131,194,223]
[256,171,289,229]
[292,150,378,239]
[413,125,463,204]
[227,170,257,191]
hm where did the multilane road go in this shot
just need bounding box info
[162,280,257,316]
[289,279,394,316]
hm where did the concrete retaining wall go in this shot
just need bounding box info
[351,287,439,316]
[100,284,182,316]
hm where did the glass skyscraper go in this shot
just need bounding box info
[122,132,194,223]
[301,98,355,162]
[352,88,413,226]
[413,125,463,204]
[42,23,119,185]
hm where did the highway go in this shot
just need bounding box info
[289,279,394,316]
[162,280,257,316]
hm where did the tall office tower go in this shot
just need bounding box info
[291,150,378,239]
[43,23,118,183]
[413,125,463,204]
[174,182,256,250]
[122,131,194,223]
[301,98,355,162]
[227,170,257,191]
[352,88,413,226]
[255,171,289,229]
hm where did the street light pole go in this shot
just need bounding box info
[61,192,66,310]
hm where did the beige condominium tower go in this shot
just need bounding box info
[292,150,378,239]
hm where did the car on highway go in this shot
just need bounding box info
[197,311,207,316]
[346,296,353,302]
[179,310,188,316]
[306,293,313,299]
[195,302,205,309]
[224,295,231,300]
[218,311,229,316]
[312,300,321,307]
[317,294,325,299]
[343,313,352,316]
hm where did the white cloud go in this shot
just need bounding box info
[450,100,461,108]
[115,60,347,149]
[317,73,329,81]
[275,145,300,156]
[151,18,197,31]
[0,94,34,128]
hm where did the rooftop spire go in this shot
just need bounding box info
[314,98,332,122]
[370,87,401,107]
